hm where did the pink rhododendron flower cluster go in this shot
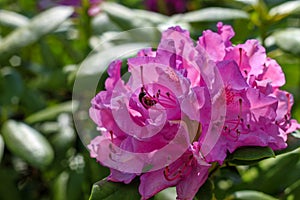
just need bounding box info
[88,23,300,199]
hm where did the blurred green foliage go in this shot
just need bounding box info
[0,0,299,199]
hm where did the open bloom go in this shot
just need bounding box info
[198,22,300,163]
[88,23,300,199]
[88,27,213,199]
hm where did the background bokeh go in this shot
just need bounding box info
[0,0,300,199]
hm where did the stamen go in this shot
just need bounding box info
[109,130,114,143]
[163,155,193,181]
[138,65,177,109]
[223,98,244,140]
[239,48,243,67]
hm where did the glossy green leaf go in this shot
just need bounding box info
[292,130,300,139]
[1,120,54,169]
[0,10,29,28]
[154,187,177,200]
[269,1,300,19]
[50,114,75,152]
[89,179,140,200]
[25,101,78,124]
[228,190,278,200]
[174,7,249,23]
[92,13,120,35]
[227,146,275,165]
[78,43,152,77]
[0,135,4,163]
[100,2,154,30]
[273,28,300,55]
[132,9,168,25]
[0,6,73,60]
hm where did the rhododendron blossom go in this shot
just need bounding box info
[197,22,300,164]
[88,23,300,199]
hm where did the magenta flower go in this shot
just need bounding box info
[88,27,212,199]
[197,22,300,163]
[88,23,300,199]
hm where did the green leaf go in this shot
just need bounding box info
[0,135,4,163]
[89,179,140,200]
[230,146,275,160]
[0,67,23,106]
[174,7,249,23]
[78,43,152,77]
[25,101,78,124]
[53,171,69,200]
[292,130,300,139]
[92,13,120,35]
[194,178,214,200]
[269,1,300,20]
[227,146,275,165]
[50,114,75,152]
[0,168,22,200]
[100,2,156,30]
[67,170,85,200]
[0,10,29,28]
[284,178,300,199]
[227,190,278,200]
[0,6,73,60]
[253,149,300,194]
[1,120,54,169]
[154,187,177,200]
[273,28,300,55]
[132,9,168,25]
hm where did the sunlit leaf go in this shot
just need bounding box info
[50,114,75,152]
[100,2,164,30]
[89,179,140,200]
[269,1,300,20]
[154,187,177,200]
[25,101,78,124]
[174,7,249,23]
[92,13,120,35]
[132,9,168,25]
[292,130,300,139]
[228,190,278,200]
[273,28,300,55]
[78,43,152,77]
[0,6,73,60]
[1,120,54,169]
[0,10,29,28]
[0,135,4,163]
